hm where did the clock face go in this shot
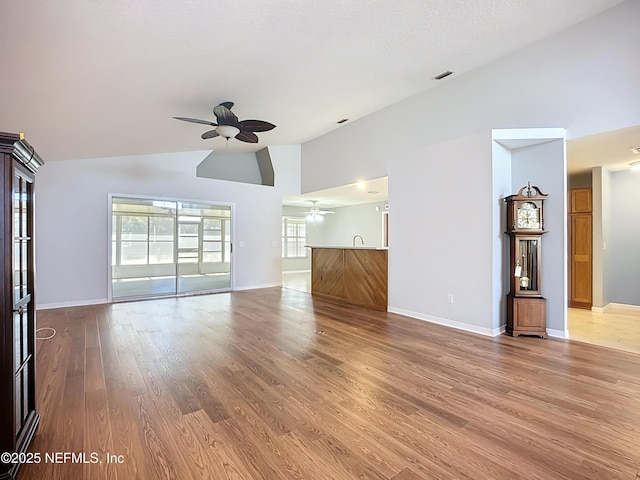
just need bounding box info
[516,203,540,229]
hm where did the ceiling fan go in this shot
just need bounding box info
[305,201,334,223]
[173,101,276,143]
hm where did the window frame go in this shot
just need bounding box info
[282,216,308,259]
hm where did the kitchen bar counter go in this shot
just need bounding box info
[308,246,388,311]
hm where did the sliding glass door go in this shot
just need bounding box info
[176,202,232,294]
[111,196,232,300]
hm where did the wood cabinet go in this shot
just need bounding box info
[0,132,43,480]
[568,187,592,309]
[311,247,388,311]
[570,187,592,213]
[507,296,547,336]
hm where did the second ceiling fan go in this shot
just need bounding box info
[305,201,334,223]
[173,101,276,143]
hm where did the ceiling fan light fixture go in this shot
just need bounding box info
[216,125,240,139]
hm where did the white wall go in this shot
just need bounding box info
[491,139,512,332]
[608,169,640,306]
[301,0,640,335]
[315,201,387,247]
[592,166,612,308]
[389,132,496,335]
[36,145,301,308]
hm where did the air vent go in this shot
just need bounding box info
[434,71,453,80]
[631,146,640,154]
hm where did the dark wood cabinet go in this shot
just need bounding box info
[505,184,548,338]
[0,132,43,480]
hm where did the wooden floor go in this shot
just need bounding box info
[285,271,640,355]
[568,306,640,355]
[21,288,640,480]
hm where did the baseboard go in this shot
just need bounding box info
[282,269,311,274]
[546,328,568,339]
[36,298,109,310]
[234,282,282,291]
[388,306,501,337]
[36,285,284,309]
[592,303,640,314]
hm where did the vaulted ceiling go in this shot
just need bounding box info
[0,0,627,163]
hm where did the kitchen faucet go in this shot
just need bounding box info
[352,235,364,247]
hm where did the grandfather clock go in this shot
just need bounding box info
[505,183,548,338]
[0,132,43,479]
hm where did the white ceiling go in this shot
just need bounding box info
[567,125,640,175]
[0,0,627,163]
[283,177,389,208]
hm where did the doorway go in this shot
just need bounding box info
[110,196,232,300]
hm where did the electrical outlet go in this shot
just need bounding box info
[447,294,454,304]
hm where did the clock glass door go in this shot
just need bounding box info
[517,238,539,294]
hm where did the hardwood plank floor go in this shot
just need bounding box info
[20,288,640,479]
[568,307,640,355]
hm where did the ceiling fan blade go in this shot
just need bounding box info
[201,129,220,140]
[218,101,234,110]
[213,104,239,126]
[238,119,276,132]
[235,130,259,143]
[173,116,217,126]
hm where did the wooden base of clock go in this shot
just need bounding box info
[506,295,547,338]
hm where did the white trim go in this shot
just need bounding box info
[234,282,282,291]
[388,306,501,337]
[546,328,568,338]
[381,210,389,247]
[37,298,109,311]
[282,269,311,274]
[593,303,640,313]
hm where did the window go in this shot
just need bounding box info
[111,197,177,266]
[282,217,307,258]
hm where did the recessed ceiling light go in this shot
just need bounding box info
[356,182,366,190]
[337,118,348,124]
[631,146,640,154]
